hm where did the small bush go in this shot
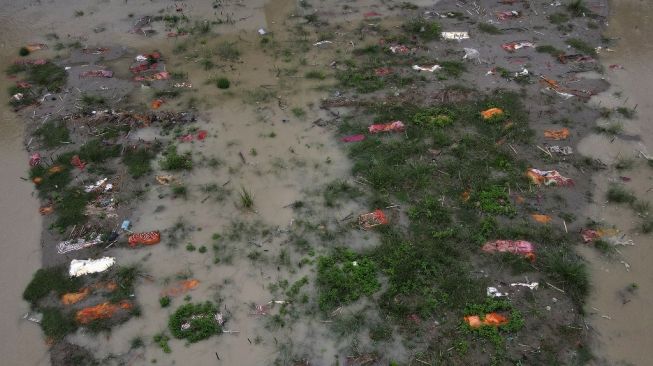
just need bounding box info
[35,120,70,148]
[23,266,82,304]
[548,12,570,25]
[606,184,636,204]
[305,70,326,80]
[160,296,171,308]
[41,308,77,340]
[291,107,306,118]
[123,146,156,178]
[169,302,222,342]
[239,187,254,209]
[216,77,230,89]
[216,42,240,61]
[160,146,192,171]
[19,47,30,56]
[536,45,561,56]
[403,18,441,40]
[478,23,502,34]
[566,38,596,55]
[316,248,380,311]
[153,333,172,353]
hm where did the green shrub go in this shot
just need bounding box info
[316,248,380,311]
[123,146,155,178]
[216,77,230,89]
[23,266,82,304]
[35,120,70,148]
[19,47,30,56]
[606,184,636,204]
[403,18,441,40]
[41,308,77,340]
[160,146,192,171]
[160,296,171,308]
[169,302,222,342]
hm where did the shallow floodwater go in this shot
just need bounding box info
[578,0,653,364]
[0,8,50,366]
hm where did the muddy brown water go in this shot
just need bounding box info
[577,1,653,365]
[1,0,652,365]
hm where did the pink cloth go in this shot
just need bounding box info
[341,134,365,143]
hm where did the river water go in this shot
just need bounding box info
[577,0,653,365]
[0,0,652,365]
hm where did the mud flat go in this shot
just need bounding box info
[6,0,650,365]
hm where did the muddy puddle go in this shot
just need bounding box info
[577,0,653,364]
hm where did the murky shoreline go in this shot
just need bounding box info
[2,0,653,365]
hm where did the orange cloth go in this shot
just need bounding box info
[464,312,508,328]
[61,288,90,305]
[481,108,504,120]
[161,279,200,297]
[544,128,570,140]
[531,214,552,224]
[128,231,161,247]
[75,301,132,324]
[151,99,164,109]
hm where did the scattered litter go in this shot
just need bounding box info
[442,32,470,40]
[502,41,535,52]
[580,228,618,243]
[558,54,595,64]
[482,240,535,261]
[487,287,508,297]
[26,43,47,52]
[314,40,333,47]
[527,168,574,187]
[69,257,115,277]
[79,70,113,78]
[496,10,521,20]
[71,155,86,170]
[257,28,267,35]
[547,145,573,155]
[39,205,54,215]
[363,11,383,18]
[543,127,570,140]
[121,220,131,231]
[368,120,405,133]
[515,68,529,77]
[374,67,393,76]
[134,71,169,81]
[179,130,208,142]
[464,313,508,328]
[57,234,103,254]
[463,48,481,62]
[23,312,43,324]
[341,134,365,143]
[29,152,41,167]
[82,47,109,55]
[128,231,161,247]
[609,64,624,70]
[481,108,504,120]
[162,279,200,297]
[595,46,615,54]
[358,209,389,230]
[84,178,112,193]
[531,214,552,224]
[12,92,23,101]
[151,99,164,109]
[155,175,175,185]
[389,45,410,54]
[173,82,193,88]
[510,282,539,290]
[412,64,441,72]
[167,31,188,37]
[76,301,132,324]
